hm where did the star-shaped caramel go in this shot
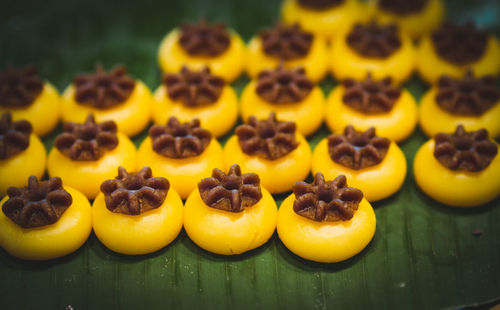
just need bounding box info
[434,125,498,172]
[293,173,363,222]
[347,20,401,58]
[260,24,313,60]
[163,66,224,107]
[0,112,32,160]
[2,176,72,228]
[179,20,231,57]
[0,66,43,108]
[74,65,135,109]
[378,0,428,15]
[100,167,170,215]
[328,126,390,170]
[256,65,313,104]
[149,117,212,158]
[297,0,344,10]
[198,164,262,213]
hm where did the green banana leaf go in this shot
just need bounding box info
[1,0,499,309]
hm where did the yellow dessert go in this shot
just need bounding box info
[330,20,416,84]
[370,0,444,39]
[92,167,183,255]
[47,114,136,199]
[152,66,238,138]
[312,126,406,202]
[184,164,277,255]
[61,66,152,137]
[419,71,500,138]
[223,113,311,194]
[246,23,328,82]
[417,22,500,84]
[414,125,500,207]
[0,176,92,260]
[0,66,60,136]
[277,173,376,263]
[0,113,46,197]
[137,117,223,199]
[240,66,325,136]
[326,74,418,142]
[158,20,245,82]
[281,0,369,39]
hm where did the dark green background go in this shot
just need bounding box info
[1,1,500,309]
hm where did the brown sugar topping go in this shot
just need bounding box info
[149,117,211,158]
[342,74,401,114]
[378,0,428,15]
[293,173,363,222]
[0,112,32,160]
[100,167,170,215]
[434,125,497,172]
[436,70,499,116]
[198,164,262,213]
[347,20,402,58]
[54,114,118,161]
[328,126,390,170]
[0,66,43,108]
[163,66,225,107]
[74,65,136,109]
[256,65,313,103]
[179,20,231,57]
[236,113,299,160]
[297,0,344,10]
[2,176,72,228]
[260,24,313,61]
[431,22,488,65]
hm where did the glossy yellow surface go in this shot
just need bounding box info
[277,194,376,263]
[92,187,183,255]
[414,140,500,207]
[419,87,500,138]
[330,26,416,85]
[137,137,224,199]
[417,36,500,84]
[152,84,238,138]
[0,134,46,197]
[61,80,152,137]
[0,82,61,136]
[312,139,406,202]
[326,85,418,142]
[240,82,325,136]
[370,0,444,39]
[47,133,137,199]
[245,34,329,83]
[223,133,311,194]
[184,187,277,255]
[281,0,369,39]
[158,29,246,82]
[0,186,92,261]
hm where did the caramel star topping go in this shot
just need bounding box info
[328,126,390,170]
[297,0,344,10]
[293,173,363,222]
[100,167,170,215]
[150,117,212,158]
[74,65,135,109]
[436,70,499,116]
[2,176,72,228]
[347,20,402,58]
[342,74,401,114]
[54,114,118,161]
[179,20,231,57]
[0,66,43,108]
[434,125,497,172]
[378,0,428,15]
[431,21,488,65]
[198,164,262,213]
[236,113,299,160]
[260,24,313,60]
[163,66,224,107]
[256,65,313,104]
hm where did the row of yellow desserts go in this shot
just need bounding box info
[4,63,499,141]
[157,17,500,85]
[0,164,376,265]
